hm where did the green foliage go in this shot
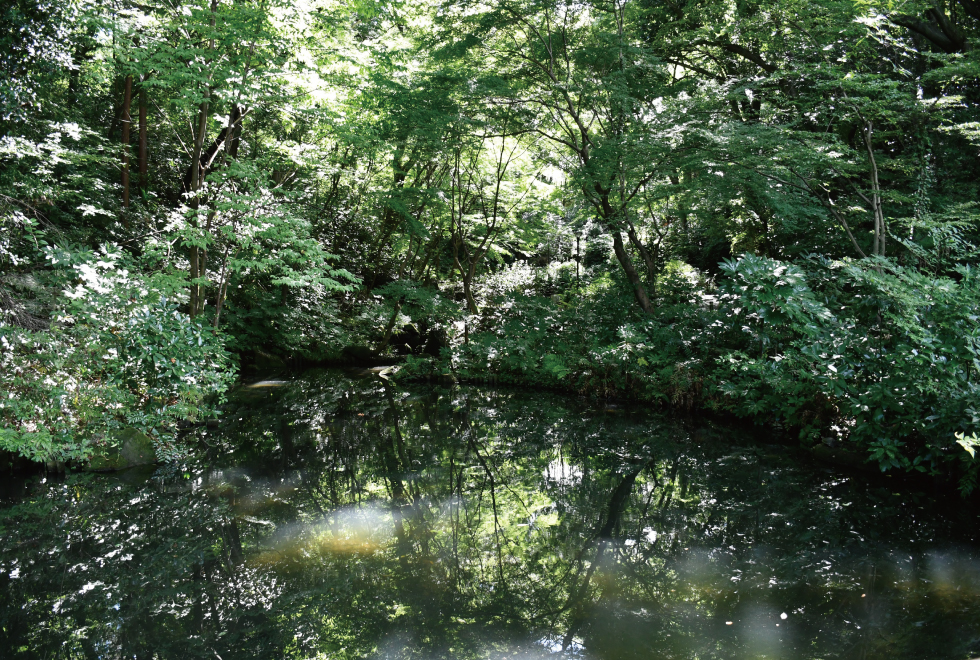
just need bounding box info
[2,0,980,492]
[0,247,235,463]
[719,254,834,349]
[709,254,980,481]
[425,250,980,491]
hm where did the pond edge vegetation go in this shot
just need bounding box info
[1,0,979,493]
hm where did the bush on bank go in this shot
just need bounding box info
[397,254,980,493]
[0,247,236,465]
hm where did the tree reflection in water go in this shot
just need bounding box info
[2,369,980,659]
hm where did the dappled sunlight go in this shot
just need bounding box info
[250,504,395,567]
[4,0,979,652]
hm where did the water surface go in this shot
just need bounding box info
[2,369,979,659]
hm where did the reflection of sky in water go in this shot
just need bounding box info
[546,458,583,485]
[2,369,980,659]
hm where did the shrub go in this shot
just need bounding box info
[0,247,236,463]
[710,254,980,484]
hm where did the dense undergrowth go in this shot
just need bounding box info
[4,235,979,493]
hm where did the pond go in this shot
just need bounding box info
[2,369,980,659]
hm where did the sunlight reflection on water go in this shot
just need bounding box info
[3,370,980,659]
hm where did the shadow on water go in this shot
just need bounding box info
[2,368,980,659]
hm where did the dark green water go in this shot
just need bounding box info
[2,369,980,659]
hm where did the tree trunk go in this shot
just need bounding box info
[465,255,481,314]
[596,189,654,313]
[138,79,148,196]
[670,173,691,240]
[68,45,92,111]
[107,77,126,141]
[120,75,133,212]
[188,0,217,319]
[367,142,411,290]
[210,105,246,327]
[561,463,647,650]
[213,241,231,330]
[189,96,210,318]
[624,215,659,283]
[228,104,244,159]
[398,235,419,280]
[462,275,478,314]
[861,121,886,257]
[611,231,654,313]
[414,233,439,281]
[452,234,479,314]
[189,245,200,318]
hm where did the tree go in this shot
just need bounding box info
[435,0,679,313]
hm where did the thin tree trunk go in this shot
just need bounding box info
[366,142,424,290]
[138,79,148,196]
[377,298,404,354]
[827,204,867,259]
[452,235,479,314]
[188,0,216,319]
[107,77,125,141]
[197,210,216,317]
[188,93,208,318]
[670,174,691,240]
[861,121,886,257]
[463,277,477,314]
[210,106,247,326]
[414,233,439,281]
[207,105,247,320]
[120,75,133,213]
[188,96,209,318]
[68,44,94,111]
[782,167,868,259]
[228,104,244,159]
[561,464,647,651]
[596,189,653,313]
[213,241,231,330]
[397,235,418,280]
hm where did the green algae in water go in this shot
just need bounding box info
[2,368,980,659]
